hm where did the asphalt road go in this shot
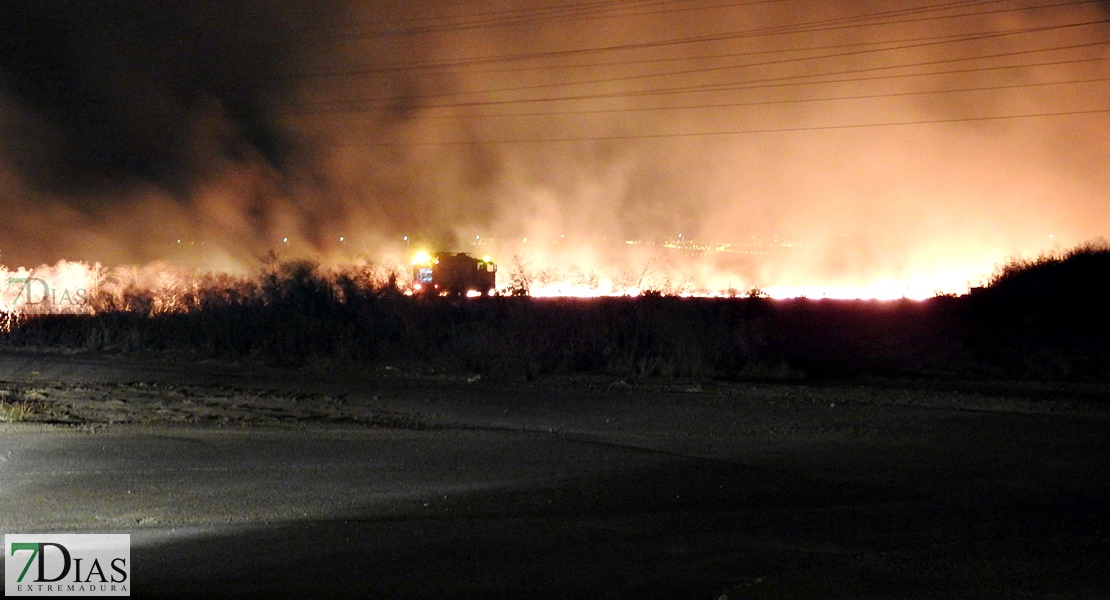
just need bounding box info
[1,354,1109,598]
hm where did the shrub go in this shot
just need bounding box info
[5,242,1109,382]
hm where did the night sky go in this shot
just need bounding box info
[1,0,1107,294]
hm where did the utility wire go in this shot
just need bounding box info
[290,21,1050,79]
[408,21,1108,100]
[289,39,1110,112]
[285,1,1107,111]
[305,0,1093,67]
[340,108,1110,146]
[322,0,791,37]
[294,76,1109,120]
[283,1,1110,147]
[317,0,997,39]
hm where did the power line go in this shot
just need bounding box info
[339,108,1110,146]
[283,7,1108,112]
[611,41,1110,100]
[296,76,1110,120]
[281,1,1110,148]
[432,21,1108,100]
[303,0,1092,67]
[320,0,998,40]
[317,0,790,38]
[288,39,1110,113]
[333,0,689,29]
[289,21,1040,80]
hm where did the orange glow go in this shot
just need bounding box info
[0,235,1078,325]
[456,230,1039,300]
[529,285,639,298]
[0,1,1105,303]
[1,261,99,317]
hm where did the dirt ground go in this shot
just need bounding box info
[2,348,1109,598]
[3,348,1105,429]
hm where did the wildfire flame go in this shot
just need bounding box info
[0,231,1043,333]
[0,250,991,329]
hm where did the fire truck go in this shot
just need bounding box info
[411,252,497,296]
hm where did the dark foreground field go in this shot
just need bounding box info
[2,351,1108,599]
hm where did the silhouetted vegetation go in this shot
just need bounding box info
[960,239,1110,380]
[3,241,1108,382]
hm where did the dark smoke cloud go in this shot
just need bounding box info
[0,1,311,194]
[0,0,345,266]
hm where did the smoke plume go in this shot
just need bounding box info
[1,0,1107,296]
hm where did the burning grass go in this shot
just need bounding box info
[2,241,1108,382]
